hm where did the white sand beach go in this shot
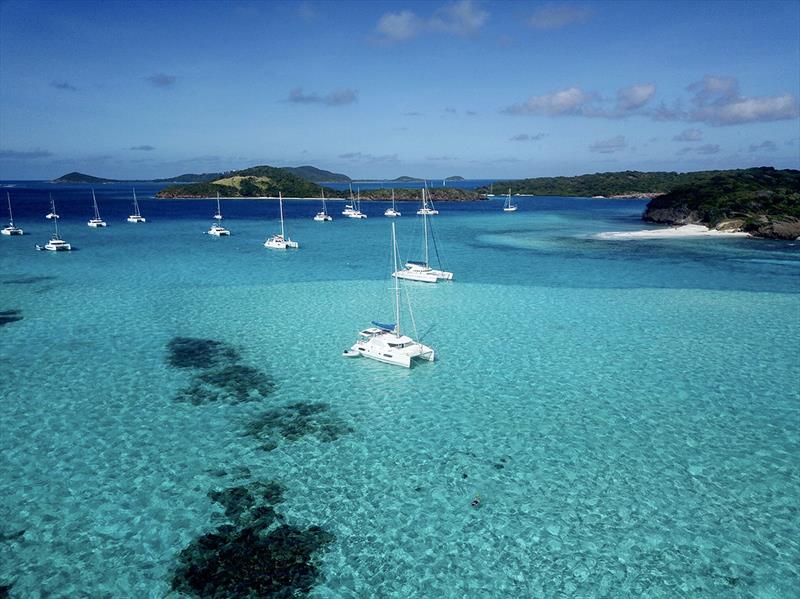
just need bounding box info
[595,224,751,240]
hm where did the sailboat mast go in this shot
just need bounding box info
[7,192,13,225]
[321,187,326,213]
[391,188,395,210]
[92,189,100,219]
[133,188,140,216]
[279,192,285,237]
[217,192,222,219]
[423,189,429,266]
[392,222,401,335]
[51,197,60,238]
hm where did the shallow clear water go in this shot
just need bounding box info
[1,184,798,597]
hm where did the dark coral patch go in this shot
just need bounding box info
[246,402,354,447]
[0,310,22,327]
[209,481,286,521]
[0,583,11,598]
[172,523,335,599]
[197,364,277,400]
[166,337,240,369]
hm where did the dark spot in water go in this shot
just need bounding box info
[493,463,504,470]
[0,529,24,542]
[499,457,508,463]
[246,402,354,447]
[2,275,56,285]
[207,469,227,478]
[0,310,22,327]
[462,473,468,479]
[259,440,278,452]
[175,364,277,405]
[414,486,423,492]
[172,523,335,599]
[0,583,11,598]
[209,481,286,522]
[166,337,240,369]
[724,576,740,587]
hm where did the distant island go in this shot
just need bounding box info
[642,167,799,240]
[53,171,117,184]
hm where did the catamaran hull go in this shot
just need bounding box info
[1,228,23,235]
[208,229,231,236]
[348,342,434,368]
[393,268,453,283]
[87,221,107,227]
[314,215,332,221]
[127,216,146,223]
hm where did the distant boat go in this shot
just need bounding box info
[486,183,496,198]
[384,189,401,217]
[343,222,435,368]
[37,197,71,251]
[416,187,438,215]
[127,188,146,223]
[208,193,230,236]
[87,189,108,227]
[264,192,299,249]
[313,188,333,221]
[342,184,356,216]
[348,188,367,219]
[393,198,453,283]
[45,193,59,220]
[503,188,518,212]
[1,192,23,235]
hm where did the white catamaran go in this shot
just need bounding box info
[313,188,333,221]
[208,193,231,236]
[348,189,367,219]
[384,189,401,217]
[87,189,107,227]
[503,188,518,212]
[127,188,146,223]
[344,222,435,368]
[416,188,439,215]
[264,192,299,249]
[37,197,71,251]
[393,198,453,283]
[2,192,23,235]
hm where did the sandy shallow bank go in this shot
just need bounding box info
[595,224,751,239]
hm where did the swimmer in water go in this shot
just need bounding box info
[471,493,481,508]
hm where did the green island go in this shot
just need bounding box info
[642,167,800,239]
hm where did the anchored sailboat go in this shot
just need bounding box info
[264,192,299,249]
[394,197,453,283]
[37,197,71,251]
[343,222,435,368]
[348,188,366,219]
[416,187,438,215]
[127,188,146,223]
[2,192,23,235]
[384,189,401,217]
[503,188,518,212]
[87,189,107,227]
[314,188,333,221]
[208,193,230,236]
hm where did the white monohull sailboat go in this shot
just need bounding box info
[416,187,439,215]
[264,192,299,249]
[503,188,518,212]
[344,222,435,368]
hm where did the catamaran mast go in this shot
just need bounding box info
[51,197,60,239]
[92,189,100,219]
[279,192,285,237]
[133,188,140,216]
[7,192,14,225]
[392,222,401,336]
[423,189,429,266]
[216,192,222,219]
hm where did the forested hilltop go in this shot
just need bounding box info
[156,166,345,198]
[642,167,800,239]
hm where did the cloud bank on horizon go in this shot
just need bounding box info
[0,0,798,179]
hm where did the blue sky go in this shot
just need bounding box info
[1,0,798,179]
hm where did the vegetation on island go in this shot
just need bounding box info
[360,188,481,201]
[281,165,350,183]
[156,165,345,198]
[153,172,223,183]
[481,171,693,197]
[643,167,800,239]
[52,171,116,184]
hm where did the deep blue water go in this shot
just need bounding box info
[1,182,798,597]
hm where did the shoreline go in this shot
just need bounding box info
[595,224,751,240]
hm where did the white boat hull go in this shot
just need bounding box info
[38,240,71,251]
[87,220,107,227]
[264,237,299,249]
[384,209,401,217]
[314,213,332,221]
[127,216,146,223]
[503,207,518,212]
[348,339,434,368]
[208,228,231,236]
[2,227,23,235]
[347,212,367,219]
[417,209,438,215]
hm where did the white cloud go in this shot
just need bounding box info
[616,83,656,111]
[528,3,592,29]
[589,135,627,154]
[510,133,547,141]
[673,128,702,142]
[375,0,487,42]
[503,86,593,116]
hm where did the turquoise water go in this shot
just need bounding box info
[1,188,798,597]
